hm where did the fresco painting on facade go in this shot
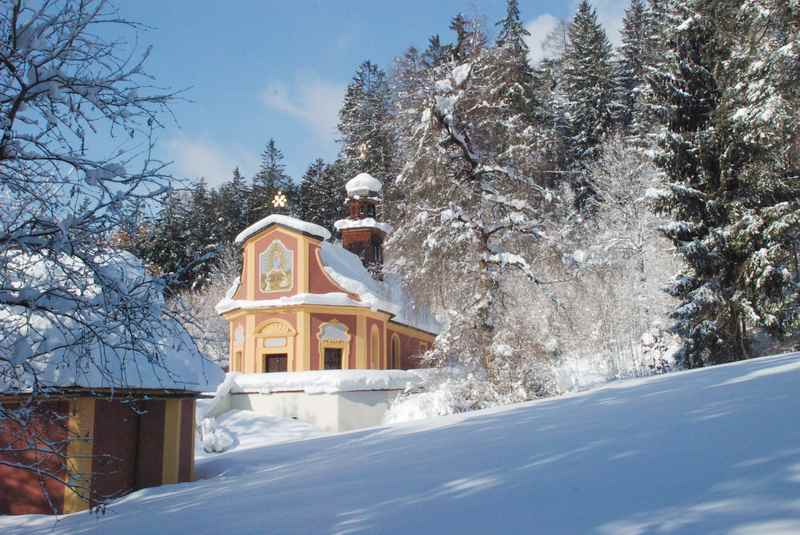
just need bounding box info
[260,240,293,293]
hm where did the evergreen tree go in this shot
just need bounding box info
[561,0,618,164]
[218,167,251,242]
[250,139,293,221]
[617,0,649,137]
[297,158,346,231]
[449,14,487,62]
[337,61,394,178]
[649,0,800,367]
[421,35,451,68]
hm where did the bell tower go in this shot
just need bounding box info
[334,172,392,278]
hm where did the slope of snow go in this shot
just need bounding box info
[196,410,323,458]
[9,353,800,534]
[234,214,331,244]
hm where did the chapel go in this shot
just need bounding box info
[216,172,438,373]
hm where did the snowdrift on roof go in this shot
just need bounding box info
[334,217,393,235]
[1,250,224,394]
[320,242,441,333]
[234,214,331,244]
[345,172,383,196]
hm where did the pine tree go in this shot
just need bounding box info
[218,167,251,242]
[561,0,618,164]
[648,0,799,367]
[617,0,649,137]
[449,14,487,62]
[250,139,293,221]
[421,35,451,68]
[337,61,394,177]
[727,0,800,345]
[493,0,540,119]
[297,158,345,231]
[470,0,547,179]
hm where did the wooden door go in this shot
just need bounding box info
[324,348,342,370]
[264,354,288,373]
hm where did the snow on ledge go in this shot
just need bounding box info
[215,292,370,315]
[229,369,431,395]
[334,217,393,235]
[235,214,331,245]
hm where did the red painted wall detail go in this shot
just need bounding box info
[366,318,384,369]
[0,400,68,515]
[309,243,356,297]
[387,329,428,370]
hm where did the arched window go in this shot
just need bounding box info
[318,320,350,370]
[370,326,381,369]
[390,334,401,369]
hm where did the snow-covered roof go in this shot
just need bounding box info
[334,217,393,235]
[319,242,440,334]
[1,251,224,394]
[345,172,383,197]
[235,214,331,245]
[216,239,440,334]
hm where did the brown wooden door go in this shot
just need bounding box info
[264,354,288,373]
[324,348,342,370]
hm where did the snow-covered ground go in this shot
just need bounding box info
[196,410,324,458]
[3,353,800,534]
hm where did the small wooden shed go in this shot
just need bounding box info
[1,389,202,515]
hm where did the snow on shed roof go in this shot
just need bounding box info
[235,214,331,245]
[1,251,224,394]
[345,172,383,196]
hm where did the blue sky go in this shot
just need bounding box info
[111,0,627,186]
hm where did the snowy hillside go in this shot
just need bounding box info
[4,353,800,534]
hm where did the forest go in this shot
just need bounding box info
[125,0,800,406]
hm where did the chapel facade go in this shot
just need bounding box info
[217,172,437,374]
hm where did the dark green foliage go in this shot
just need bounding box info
[249,139,294,221]
[297,158,348,232]
[561,0,618,163]
[649,0,800,367]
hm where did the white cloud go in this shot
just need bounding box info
[167,136,257,186]
[524,14,559,65]
[524,1,627,65]
[261,75,345,149]
[590,0,627,46]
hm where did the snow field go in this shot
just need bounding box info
[3,353,799,534]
